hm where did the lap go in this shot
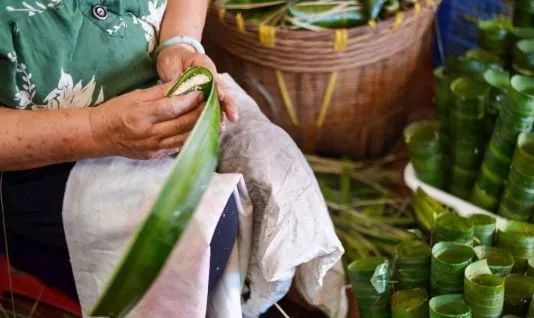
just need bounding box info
[0,162,238,299]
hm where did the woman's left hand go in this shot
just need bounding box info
[157,45,239,123]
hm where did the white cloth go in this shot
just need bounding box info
[62,74,346,317]
[219,75,346,318]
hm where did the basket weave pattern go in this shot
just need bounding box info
[205,3,435,158]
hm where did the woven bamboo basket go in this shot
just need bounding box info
[204,2,436,159]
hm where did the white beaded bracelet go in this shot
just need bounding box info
[155,36,206,55]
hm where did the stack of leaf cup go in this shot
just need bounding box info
[429,294,472,318]
[514,0,534,27]
[391,288,428,318]
[503,274,534,316]
[498,133,534,221]
[496,220,534,272]
[478,18,512,61]
[474,246,515,276]
[435,67,452,152]
[473,75,534,212]
[348,257,392,318]
[471,69,511,210]
[394,240,431,290]
[431,242,475,295]
[481,68,509,142]
[404,121,445,189]
[463,260,505,318]
[514,39,534,76]
[450,77,488,199]
[432,213,474,245]
[469,214,496,246]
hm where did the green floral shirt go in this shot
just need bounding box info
[0,0,167,110]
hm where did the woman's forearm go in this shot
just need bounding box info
[160,0,208,43]
[0,107,101,171]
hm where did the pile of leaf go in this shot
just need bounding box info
[307,155,418,263]
[216,0,421,30]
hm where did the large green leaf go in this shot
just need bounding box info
[90,67,221,317]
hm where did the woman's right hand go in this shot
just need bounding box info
[89,84,205,160]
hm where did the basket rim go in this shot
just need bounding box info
[211,1,436,37]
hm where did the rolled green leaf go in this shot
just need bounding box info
[482,68,510,141]
[365,0,387,21]
[496,220,534,272]
[432,213,474,246]
[514,0,534,28]
[431,242,475,295]
[469,214,496,246]
[405,121,446,189]
[463,260,505,318]
[447,55,496,79]
[429,294,472,318]
[222,0,287,10]
[287,2,366,28]
[450,77,488,198]
[503,274,534,316]
[478,18,512,60]
[90,67,221,317]
[348,257,392,318]
[391,288,428,318]
[395,240,431,290]
[499,133,534,221]
[474,246,514,276]
[512,27,534,42]
[513,39,534,76]
[464,49,501,65]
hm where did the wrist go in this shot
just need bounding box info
[87,106,113,157]
[158,43,196,57]
[156,35,206,56]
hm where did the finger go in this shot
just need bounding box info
[152,103,204,138]
[153,147,182,159]
[136,82,174,101]
[191,54,217,74]
[150,92,204,122]
[158,132,190,150]
[216,78,226,102]
[221,91,239,122]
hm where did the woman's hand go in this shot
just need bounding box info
[157,45,239,122]
[89,84,205,160]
